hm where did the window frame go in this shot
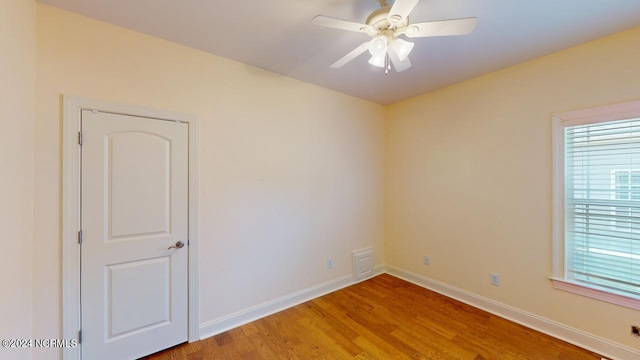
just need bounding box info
[552,100,640,310]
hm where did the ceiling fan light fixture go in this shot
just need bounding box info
[368,36,388,57]
[312,0,478,72]
[390,38,414,61]
[368,54,386,68]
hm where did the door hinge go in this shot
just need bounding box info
[78,330,82,344]
[78,230,83,244]
[78,131,83,145]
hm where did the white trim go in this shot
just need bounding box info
[62,96,200,359]
[551,278,640,311]
[385,265,640,360]
[551,115,565,279]
[199,264,385,339]
[554,100,640,127]
[62,96,82,360]
[186,113,200,343]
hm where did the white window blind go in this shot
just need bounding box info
[564,118,640,297]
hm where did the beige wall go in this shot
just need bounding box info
[33,4,385,356]
[11,1,637,358]
[0,1,35,359]
[387,26,640,350]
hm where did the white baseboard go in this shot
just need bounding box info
[385,265,640,360]
[199,264,385,340]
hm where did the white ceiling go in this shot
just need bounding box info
[37,0,640,105]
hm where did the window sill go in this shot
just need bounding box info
[550,278,640,310]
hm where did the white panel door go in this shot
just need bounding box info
[81,110,188,360]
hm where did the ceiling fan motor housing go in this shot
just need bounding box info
[365,6,409,37]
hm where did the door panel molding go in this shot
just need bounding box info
[62,96,199,360]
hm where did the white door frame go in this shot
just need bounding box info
[61,96,200,360]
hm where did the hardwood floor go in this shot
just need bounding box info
[143,274,602,359]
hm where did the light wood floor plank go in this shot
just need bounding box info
[142,274,602,360]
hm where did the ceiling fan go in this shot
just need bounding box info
[312,0,477,73]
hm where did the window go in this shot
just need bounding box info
[611,170,640,230]
[612,169,640,201]
[552,101,640,310]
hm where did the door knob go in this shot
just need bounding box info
[168,241,185,250]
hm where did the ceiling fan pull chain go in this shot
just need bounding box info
[385,53,390,75]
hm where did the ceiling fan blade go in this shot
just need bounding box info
[405,17,477,38]
[388,47,412,72]
[312,15,371,33]
[330,42,370,68]
[388,0,420,23]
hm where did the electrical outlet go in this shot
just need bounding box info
[490,273,500,286]
[327,259,333,269]
[632,325,640,338]
[423,255,430,266]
